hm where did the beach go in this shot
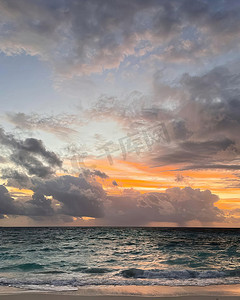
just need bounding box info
[0,296,240,300]
[0,285,240,299]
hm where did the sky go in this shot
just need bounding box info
[0,0,240,227]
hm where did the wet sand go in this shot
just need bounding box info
[0,284,240,299]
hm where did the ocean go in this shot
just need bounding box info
[0,227,240,291]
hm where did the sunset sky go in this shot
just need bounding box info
[0,0,239,227]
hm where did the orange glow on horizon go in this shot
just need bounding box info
[8,158,238,214]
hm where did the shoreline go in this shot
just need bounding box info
[0,296,240,300]
[0,284,240,298]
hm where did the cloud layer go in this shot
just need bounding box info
[1,0,240,76]
[0,0,239,226]
[0,178,224,225]
[87,64,240,173]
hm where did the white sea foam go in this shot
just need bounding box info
[0,269,240,290]
[20,285,78,292]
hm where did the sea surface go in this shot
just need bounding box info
[0,227,240,291]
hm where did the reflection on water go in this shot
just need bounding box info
[0,227,240,290]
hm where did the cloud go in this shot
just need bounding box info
[154,138,236,166]
[0,184,56,219]
[0,0,240,76]
[6,112,80,140]
[84,63,240,174]
[87,92,172,137]
[20,137,61,166]
[0,178,225,226]
[81,168,109,179]
[156,38,209,63]
[105,187,224,226]
[1,169,33,189]
[25,192,55,217]
[92,169,109,179]
[0,185,24,216]
[0,172,106,221]
[179,164,240,171]
[33,175,105,218]
[138,65,240,171]
[175,174,184,182]
[0,156,7,164]
[0,127,62,178]
[112,180,118,186]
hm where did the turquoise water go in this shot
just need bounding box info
[0,227,240,291]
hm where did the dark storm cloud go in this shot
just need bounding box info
[105,187,224,226]
[0,128,62,166]
[0,0,240,76]
[0,127,62,178]
[172,120,192,141]
[10,151,54,178]
[20,138,62,167]
[180,66,240,136]
[154,139,236,165]
[92,170,109,179]
[33,175,105,218]
[0,185,24,216]
[181,139,235,153]
[181,66,240,110]
[0,173,106,220]
[25,192,54,217]
[81,168,109,179]
[145,64,240,170]
[0,184,55,218]
[1,169,33,189]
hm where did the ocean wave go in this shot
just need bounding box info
[82,268,112,274]
[120,268,226,279]
[72,267,112,273]
[0,276,239,290]
[0,263,44,272]
[0,268,240,290]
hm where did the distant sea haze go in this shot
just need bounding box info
[0,227,240,291]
